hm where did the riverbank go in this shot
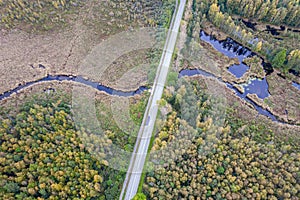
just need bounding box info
[188,75,300,145]
[179,27,300,124]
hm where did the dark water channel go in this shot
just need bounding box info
[0,75,148,101]
[179,68,276,121]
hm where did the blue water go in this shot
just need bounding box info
[179,68,277,121]
[200,31,252,63]
[292,82,300,90]
[200,31,253,78]
[242,78,270,99]
[228,64,249,78]
[226,83,276,121]
[0,75,148,101]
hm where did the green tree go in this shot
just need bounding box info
[132,192,147,200]
[4,181,20,193]
[272,49,287,69]
[217,166,225,175]
[167,71,178,87]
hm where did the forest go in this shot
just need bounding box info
[0,94,147,200]
[0,99,108,199]
[141,78,300,199]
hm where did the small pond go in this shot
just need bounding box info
[228,63,249,78]
[200,31,252,78]
[292,82,300,90]
[241,78,270,99]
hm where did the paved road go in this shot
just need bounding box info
[119,0,186,199]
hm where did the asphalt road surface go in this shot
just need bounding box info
[119,0,186,199]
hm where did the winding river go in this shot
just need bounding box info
[0,75,148,101]
[0,31,297,123]
[1,69,277,122]
[179,68,276,121]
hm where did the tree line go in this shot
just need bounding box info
[220,0,300,27]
